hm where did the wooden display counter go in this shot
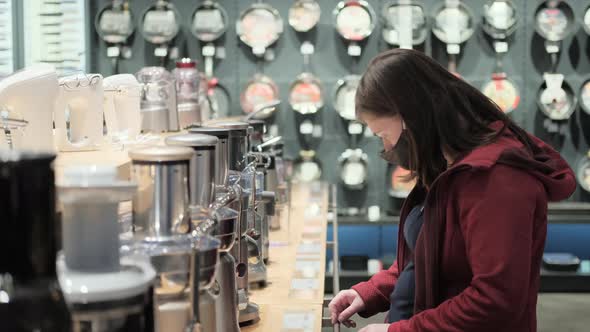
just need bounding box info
[246,182,330,332]
[56,148,332,331]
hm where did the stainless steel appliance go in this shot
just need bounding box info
[188,126,242,331]
[165,133,218,213]
[128,145,196,332]
[209,121,262,324]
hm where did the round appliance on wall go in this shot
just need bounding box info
[95,2,135,44]
[381,0,427,47]
[289,0,321,33]
[431,1,475,46]
[534,0,575,42]
[140,1,181,44]
[577,153,590,192]
[191,0,228,42]
[482,0,518,40]
[240,74,279,118]
[482,74,520,114]
[583,5,590,35]
[338,148,368,190]
[292,150,322,183]
[333,0,377,42]
[289,72,324,115]
[580,80,590,115]
[333,75,360,121]
[236,3,283,55]
[537,79,576,121]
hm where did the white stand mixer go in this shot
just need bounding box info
[0,63,58,151]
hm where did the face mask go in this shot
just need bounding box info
[380,128,411,170]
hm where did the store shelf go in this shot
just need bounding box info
[325,260,590,294]
[336,202,590,225]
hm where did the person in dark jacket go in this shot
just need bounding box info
[328,48,576,332]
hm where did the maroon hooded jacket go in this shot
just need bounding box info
[352,122,577,332]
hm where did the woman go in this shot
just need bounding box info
[328,49,576,332]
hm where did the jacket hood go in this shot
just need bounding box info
[453,121,576,202]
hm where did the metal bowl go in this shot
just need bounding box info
[192,235,220,290]
[212,207,239,251]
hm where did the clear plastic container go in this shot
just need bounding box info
[173,58,210,127]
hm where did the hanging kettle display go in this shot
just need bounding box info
[431,0,475,75]
[95,0,135,73]
[140,0,181,64]
[381,0,428,49]
[481,0,520,115]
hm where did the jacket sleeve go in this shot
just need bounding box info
[388,166,542,332]
[351,259,400,317]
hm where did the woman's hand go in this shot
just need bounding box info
[359,323,390,332]
[328,289,366,327]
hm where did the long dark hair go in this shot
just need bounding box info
[356,48,534,187]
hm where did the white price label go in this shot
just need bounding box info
[282,312,315,331]
[297,242,322,254]
[202,44,216,57]
[301,41,315,55]
[347,44,362,57]
[290,278,319,290]
[107,46,120,57]
[253,46,266,56]
[300,120,314,134]
[446,43,460,55]
[154,47,168,57]
[348,122,363,135]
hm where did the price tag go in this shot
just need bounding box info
[301,41,315,55]
[202,44,216,57]
[290,278,319,290]
[493,41,508,54]
[154,46,168,57]
[348,122,363,135]
[447,43,460,55]
[297,242,322,254]
[253,46,266,56]
[295,260,321,271]
[368,205,381,222]
[347,44,362,57]
[282,311,315,331]
[107,46,120,57]
[545,41,560,54]
[299,120,314,134]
